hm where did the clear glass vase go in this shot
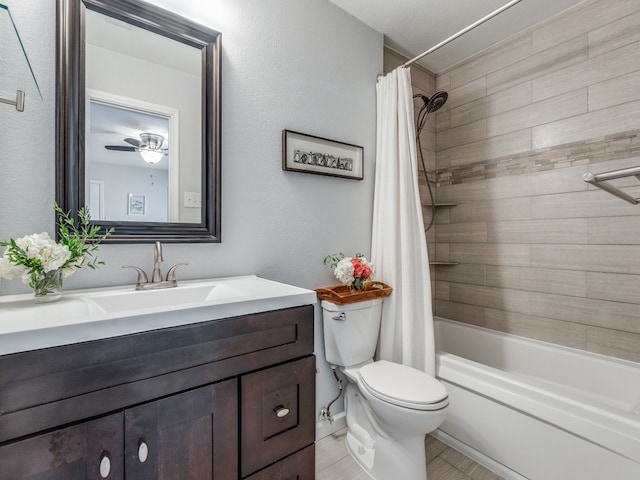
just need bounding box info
[33,268,63,303]
[350,278,366,292]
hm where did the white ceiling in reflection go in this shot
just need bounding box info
[85,8,201,76]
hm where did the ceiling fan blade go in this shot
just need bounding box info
[124,137,141,147]
[105,145,137,151]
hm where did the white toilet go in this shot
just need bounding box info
[321,297,448,480]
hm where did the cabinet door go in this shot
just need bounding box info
[244,445,314,480]
[124,378,237,480]
[240,356,315,477]
[0,413,124,480]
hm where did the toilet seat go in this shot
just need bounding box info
[358,360,448,411]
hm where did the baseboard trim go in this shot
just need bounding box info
[315,412,347,441]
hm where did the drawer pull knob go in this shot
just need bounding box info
[274,406,290,418]
[138,440,149,463]
[99,452,111,478]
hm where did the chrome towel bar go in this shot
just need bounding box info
[583,166,640,205]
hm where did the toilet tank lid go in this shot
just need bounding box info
[359,360,447,407]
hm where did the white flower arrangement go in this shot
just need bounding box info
[0,203,112,294]
[0,232,71,285]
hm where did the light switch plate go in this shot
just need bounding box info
[184,191,201,208]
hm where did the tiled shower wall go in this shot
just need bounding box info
[433,0,640,362]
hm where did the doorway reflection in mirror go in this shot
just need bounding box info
[87,99,173,223]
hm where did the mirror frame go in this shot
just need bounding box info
[56,0,221,243]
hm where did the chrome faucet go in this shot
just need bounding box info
[151,241,164,283]
[123,241,188,290]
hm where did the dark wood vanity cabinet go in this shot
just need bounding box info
[0,305,315,480]
[0,412,125,479]
[241,356,316,478]
[123,379,238,479]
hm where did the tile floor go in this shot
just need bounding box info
[315,428,504,480]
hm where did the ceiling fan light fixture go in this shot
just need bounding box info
[140,132,164,150]
[140,148,164,164]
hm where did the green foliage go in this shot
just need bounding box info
[323,252,345,269]
[323,251,365,269]
[54,202,114,270]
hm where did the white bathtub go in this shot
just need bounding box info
[434,317,640,480]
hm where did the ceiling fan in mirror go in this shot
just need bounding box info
[105,132,167,164]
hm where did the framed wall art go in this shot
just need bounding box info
[128,193,146,215]
[282,130,364,180]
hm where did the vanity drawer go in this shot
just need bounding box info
[244,444,315,480]
[240,355,315,477]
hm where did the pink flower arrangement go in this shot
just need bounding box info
[324,252,374,292]
[351,257,373,282]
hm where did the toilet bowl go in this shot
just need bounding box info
[321,298,449,480]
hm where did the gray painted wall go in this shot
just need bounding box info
[0,0,382,430]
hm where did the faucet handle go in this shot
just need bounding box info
[166,263,188,282]
[123,265,149,288]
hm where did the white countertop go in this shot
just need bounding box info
[0,275,317,355]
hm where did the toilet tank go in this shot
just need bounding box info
[321,298,383,367]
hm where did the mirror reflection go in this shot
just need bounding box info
[88,100,170,222]
[85,8,201,224]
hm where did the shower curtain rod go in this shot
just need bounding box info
[402,0,524,68]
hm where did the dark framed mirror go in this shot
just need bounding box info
[56,0,221,243]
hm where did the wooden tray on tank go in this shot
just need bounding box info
[315,281,392,305]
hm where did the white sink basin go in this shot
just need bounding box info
[87,282,247,314]
[86,278,275,314]
[0,275,317,355]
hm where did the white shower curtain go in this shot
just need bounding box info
[371,67,436,376]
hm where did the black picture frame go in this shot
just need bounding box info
[282,130,364,180]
